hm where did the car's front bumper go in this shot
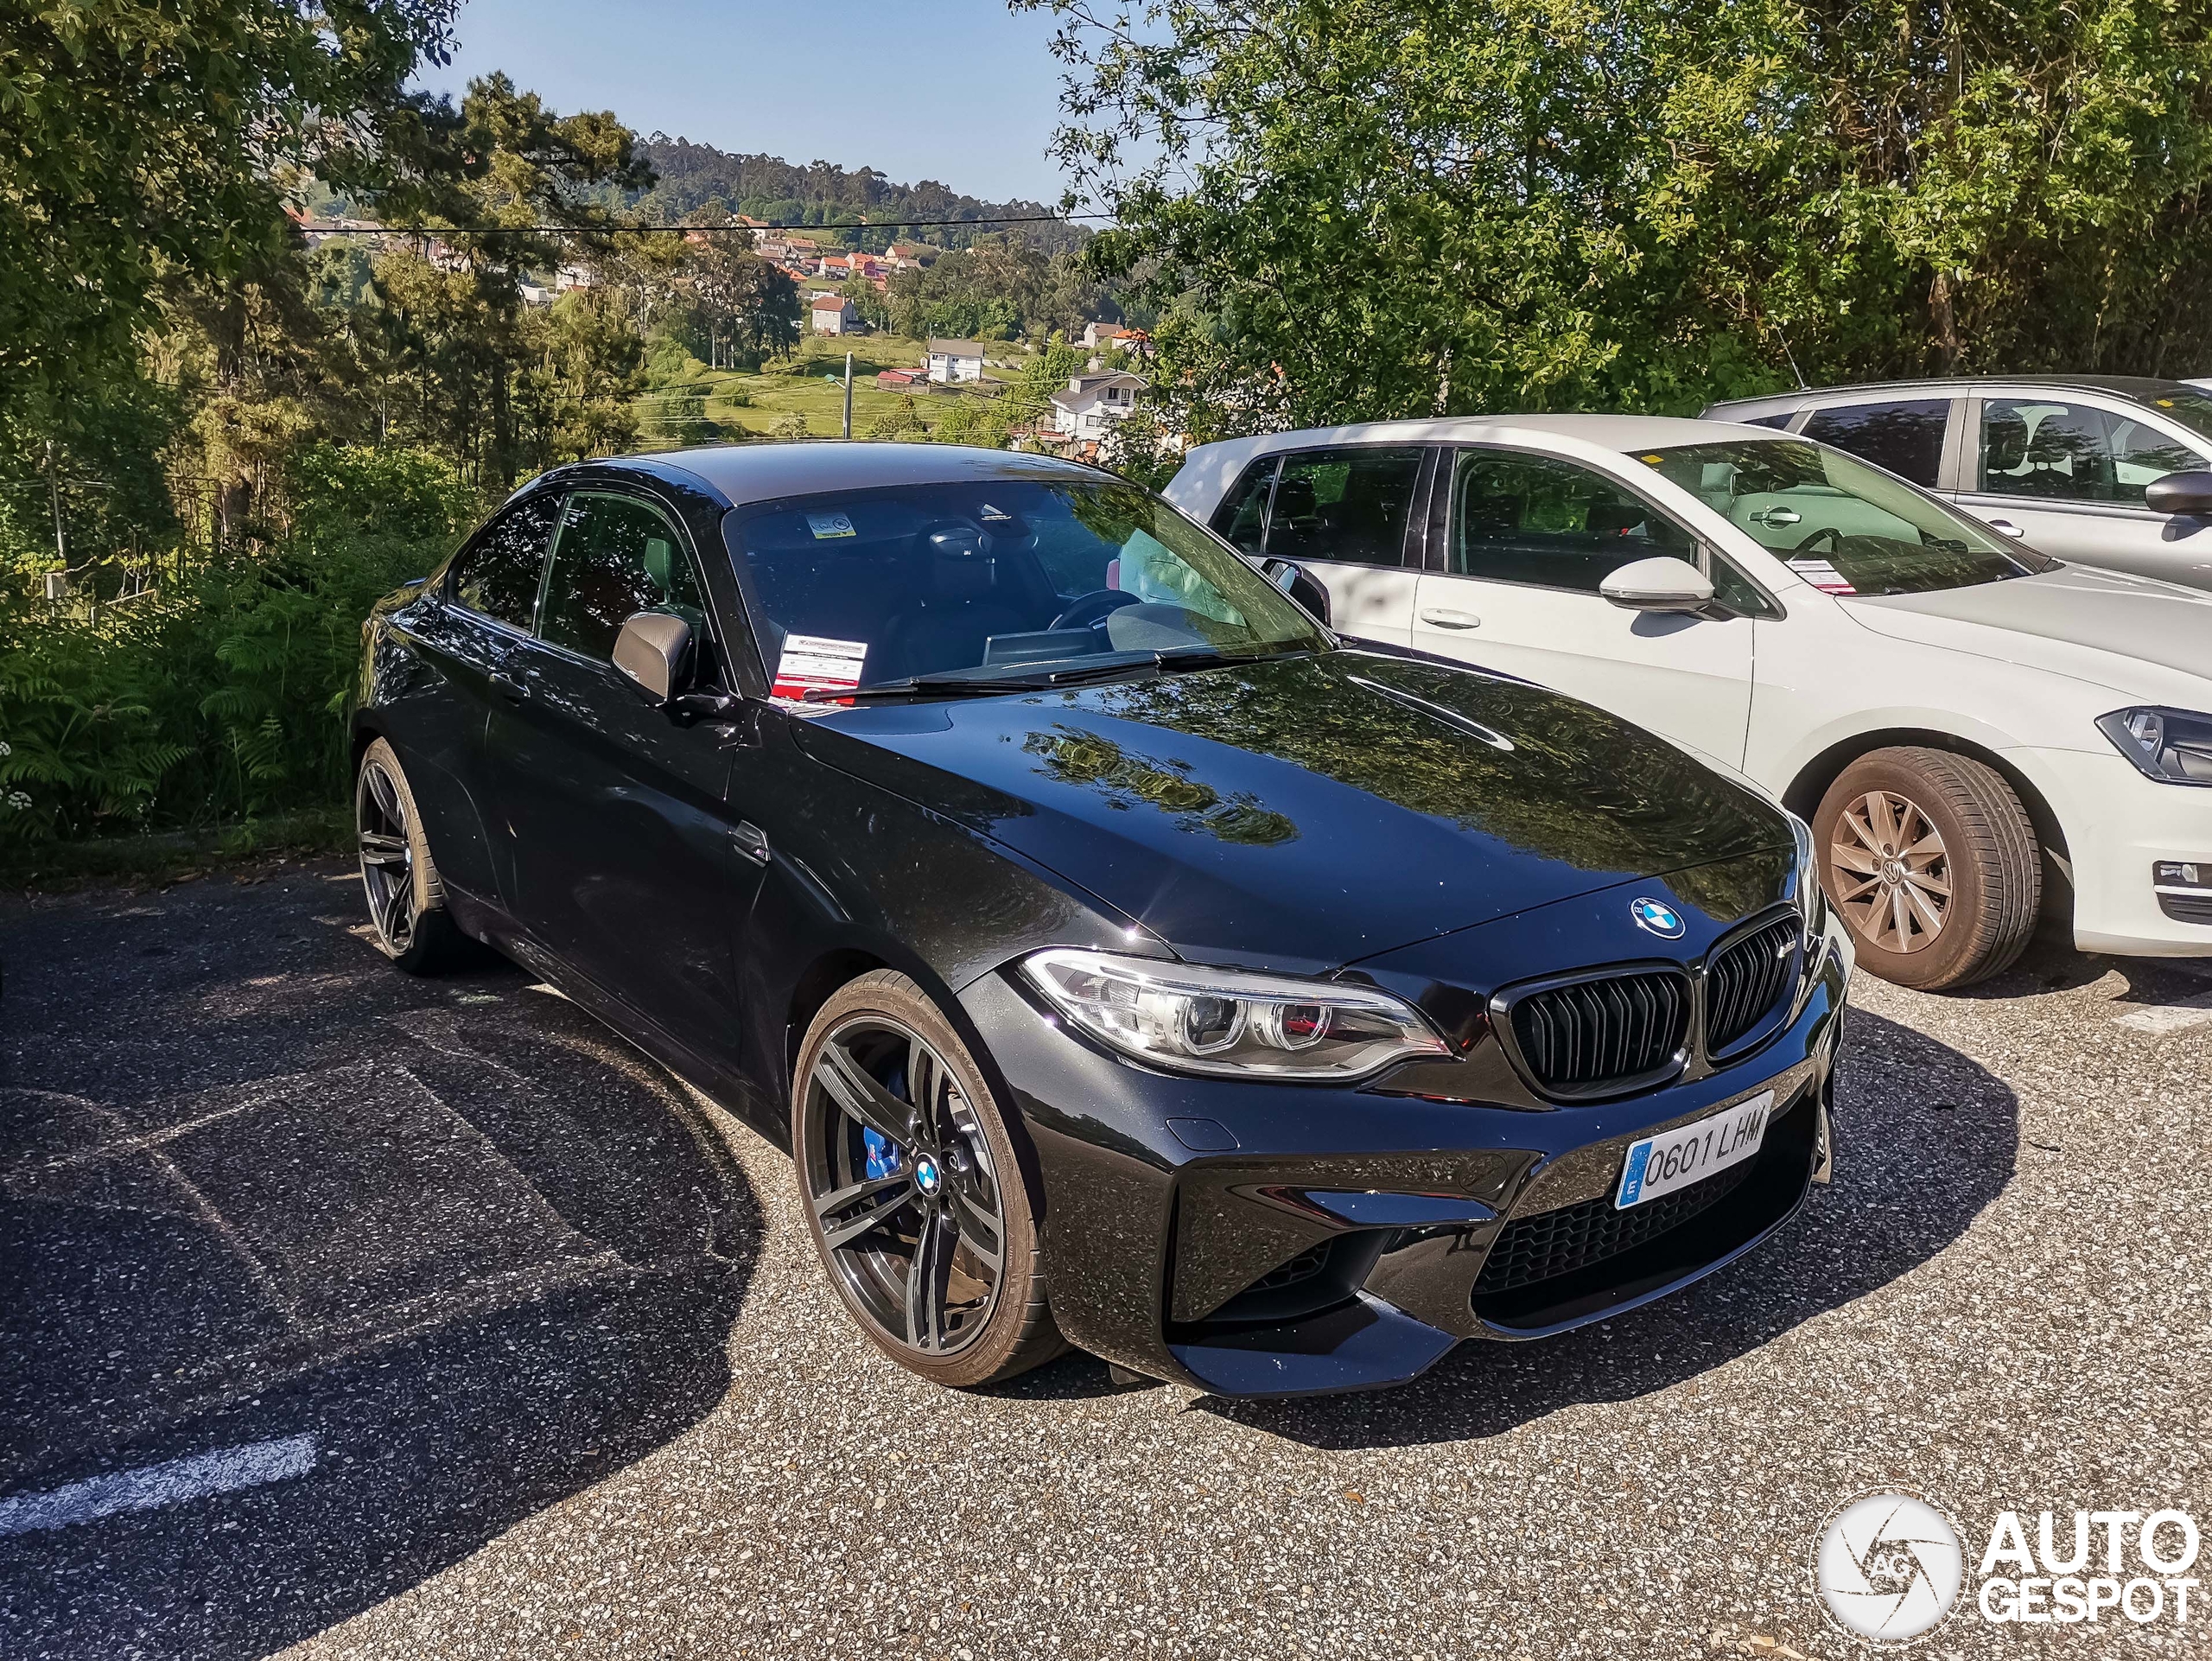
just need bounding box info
[959,915,1850,1397]
[2020,747,2212,957]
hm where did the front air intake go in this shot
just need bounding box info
[1503,968,1691,1100]
[1704,913,1802,1057]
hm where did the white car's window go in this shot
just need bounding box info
[1640,439,2056,596]
[1447,449,1696,592]
[1208,456,1277,555]
[1797,399,1948,488]
[1979,398,2206,505]
[1262,446,1423,566]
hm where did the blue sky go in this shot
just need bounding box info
[421,0,1073,204]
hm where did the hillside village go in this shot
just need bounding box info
[282,197,1158,463]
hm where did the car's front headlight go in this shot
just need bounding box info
[1020,948,1452,1081]
[2097,706,2212,786]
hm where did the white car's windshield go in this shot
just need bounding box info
[1639,439,2058,596]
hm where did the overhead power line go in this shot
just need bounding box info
[306,213,1110,236]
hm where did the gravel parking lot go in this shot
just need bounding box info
[2,864,2207,1660]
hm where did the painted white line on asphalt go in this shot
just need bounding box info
[0,1435,317,1537]
[2114,993,2212,1036]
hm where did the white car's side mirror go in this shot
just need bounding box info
[1600,555,1716,614]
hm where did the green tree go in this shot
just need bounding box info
[686,233,804,366]
[0,0,456,419]
[1022,0,2212,431]
[371,73,661,485]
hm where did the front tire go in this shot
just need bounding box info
[792,971,1061,1388]
[355,738,468,974]
[1813,746,2039,991]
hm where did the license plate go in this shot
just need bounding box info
[1615,1090,1773,1210]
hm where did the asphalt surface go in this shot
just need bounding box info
[1,864,2206,1660]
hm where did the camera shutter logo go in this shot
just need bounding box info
[1815,1492,1965,1645]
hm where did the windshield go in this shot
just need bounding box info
[726,474,1329,697]
[2143,389,2212,446]
[1637,439,2058,596]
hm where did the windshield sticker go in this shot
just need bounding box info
[805,512,857,540]
[1785,557,1857,595]
[772,634,868,702]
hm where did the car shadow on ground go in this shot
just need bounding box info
[1178,1008,2018,1449]
[0,869,760,1661]
[1961,924,2212,1003]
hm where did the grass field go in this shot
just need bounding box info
[633,332,1041,446]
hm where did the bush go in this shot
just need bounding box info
[0,445,479,848]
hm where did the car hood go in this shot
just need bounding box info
[1845,563,2212,693]
[791,649,1790,975]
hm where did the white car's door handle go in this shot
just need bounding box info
[1984,517,2027,537]
[1418,606,1482,630]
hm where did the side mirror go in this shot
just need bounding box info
[613,610,694,703]
[1259,557,1332,624]
[2145,470,2212,518]
[1600,555,1716,614]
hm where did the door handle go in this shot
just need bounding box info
[731,821,771,865]
[489,657,537,703]
[1418,607,1482,630]
[1749,506,1802,527]
[1983,517,2027,538]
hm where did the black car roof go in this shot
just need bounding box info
[1709,373,2203,412]
[538,442,1117,509]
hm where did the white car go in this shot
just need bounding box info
[1163,416,2212,990]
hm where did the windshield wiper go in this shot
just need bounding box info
[802,646,1305,703]
[1154,646,1305,673]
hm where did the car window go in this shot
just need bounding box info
[1979,398,2208,506]
[1738,412,1796,431]
[2143,389,2212,445]
[1209,457,1277,555]
[447,495,561,631]
[1707,552,1778,618]
[1448,449,1696,593]
[1799,399,1949,487]
[1262,446,1423,566]
[1641,438,2056,595]
[727,476,1326,695]
[538,493,705,663]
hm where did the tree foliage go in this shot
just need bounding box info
[0,0,457,415]
[1023,0,2212,433]
[882,239,1114,344]
[633,137,1091,254]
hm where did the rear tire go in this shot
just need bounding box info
[791,971,1063,1388]
[1813,747,2039,991]
[355,738,469,974]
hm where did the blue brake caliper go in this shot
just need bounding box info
[862,1126,903,1181]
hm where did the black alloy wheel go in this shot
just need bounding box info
[354,737,465,973]
[793,971,1060,1386]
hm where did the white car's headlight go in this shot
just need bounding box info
[2097,706,2212,786]
[1020,948,1451,1081]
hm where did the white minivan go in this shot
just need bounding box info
[1162,415,2212,990]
